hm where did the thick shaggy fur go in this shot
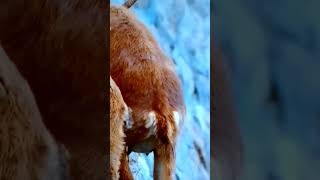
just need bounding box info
[110,77,131,180]
[212,50,243,180]
[110,5,185,180]
[0,46,69,180]
[0,1,107,179]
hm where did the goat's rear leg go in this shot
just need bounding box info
[119,151,133,180]
[154,143,175,180]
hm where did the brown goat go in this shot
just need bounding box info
[110,1,185,179]
[0,45,69,180]
[213,49,243,180]
[0,0,107,179]
[110,76,133,180]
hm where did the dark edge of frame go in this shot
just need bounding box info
[103,0,110,179]
[210,0,214,179]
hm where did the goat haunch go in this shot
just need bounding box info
[110,3,185,180]
[0,46,70,180]
[110,76,132,180]
[0,0,107,179]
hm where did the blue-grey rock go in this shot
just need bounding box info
[215,0,320,180]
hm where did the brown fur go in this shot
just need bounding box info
[212,49,243,180]
[110,76,132,180]
[110,4,185,180]
[0,0,107,179]
[0,45,69,180]
[119,152,133,180]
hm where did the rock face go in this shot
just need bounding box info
[212,51,243,180]
[215,0,320,180]
[110,0,210,179]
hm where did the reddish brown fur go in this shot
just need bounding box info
[119,152,133,180]
[110,5,185,180]
[0,0,107,179]
[213,49,243,180]
[110,77,130,180]
[0,46,69,180]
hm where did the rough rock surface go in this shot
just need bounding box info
[215,0,320,180]
[111,0,210,179]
